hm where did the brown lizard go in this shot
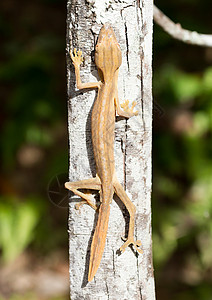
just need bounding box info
[65,23,142,282]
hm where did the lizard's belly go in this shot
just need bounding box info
[91,86,115,182]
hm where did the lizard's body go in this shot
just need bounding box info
[65,24,142,282]
[92,81,115,203]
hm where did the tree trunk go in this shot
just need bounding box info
[66,0,155,299]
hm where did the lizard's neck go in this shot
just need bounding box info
[102,69,118,86]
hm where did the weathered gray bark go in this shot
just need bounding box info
[67,0,155,299]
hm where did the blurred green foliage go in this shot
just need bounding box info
[0,198,44,262]
[0,0,68,297]
[153,0,212,298]
[1,41,65,169]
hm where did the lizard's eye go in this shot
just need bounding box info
[95,44,100,52]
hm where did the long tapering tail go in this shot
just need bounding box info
[88,203,110,281]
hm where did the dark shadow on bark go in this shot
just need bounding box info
[86,91,98,177]
[81,192,100,287]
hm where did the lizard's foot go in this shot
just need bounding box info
[72,189,97,210]
[121,100,138,116]
[120,236,143,254]
[70,48,84,66]
[75,200,97,211]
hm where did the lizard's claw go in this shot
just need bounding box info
[121,236,127,242]
[121,100,138,116]
[120,237,143,254]
[70,48,84,66]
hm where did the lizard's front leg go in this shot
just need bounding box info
[70,48,101,90]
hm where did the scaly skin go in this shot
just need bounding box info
[65,24,142,282]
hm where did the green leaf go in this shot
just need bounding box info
[0,198,43,262]
[170,71,202,102]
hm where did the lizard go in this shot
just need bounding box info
[65,23,142,282]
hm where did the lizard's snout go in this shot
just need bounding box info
[103,23,112,30]
[97,24,113,44]
[100,23,115,38]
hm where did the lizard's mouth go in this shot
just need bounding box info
[103,22,112,30]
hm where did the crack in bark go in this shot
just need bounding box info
[105,280,110,300]
[120,137,126,189]
[139,287,143,300]
[124,22,130,71]
[90,28,97,47]
[112,249,116,276]
[138,14,146,135]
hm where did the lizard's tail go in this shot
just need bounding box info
[88,202,110,282]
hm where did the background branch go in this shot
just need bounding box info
[154,5,212,47]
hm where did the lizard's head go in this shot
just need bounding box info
[95,24,122,79]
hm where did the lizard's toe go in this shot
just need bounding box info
[119,237,143,254]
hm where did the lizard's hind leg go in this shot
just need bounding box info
[113,179,143,254]
[65,176,101,210]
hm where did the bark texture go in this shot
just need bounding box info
[67,0,155,299]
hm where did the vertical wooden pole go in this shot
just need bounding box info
[66,0,155,298]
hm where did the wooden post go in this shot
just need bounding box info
[66,0,155,299]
